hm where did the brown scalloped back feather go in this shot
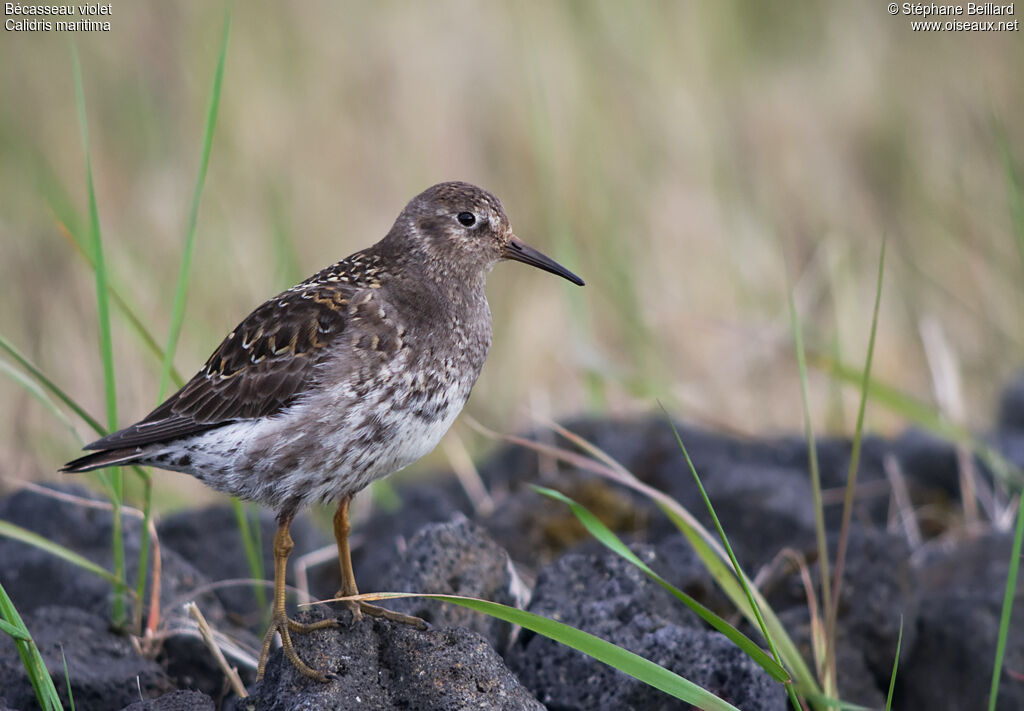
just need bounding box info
[70,255,379,458]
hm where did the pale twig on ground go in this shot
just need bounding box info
[442,429,495,516]
[185,602,248,697]
[919,316,980,526]
[883,455,922,549]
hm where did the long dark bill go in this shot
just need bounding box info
[502,237,585,286]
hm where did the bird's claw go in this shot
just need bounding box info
[257,613,339,682]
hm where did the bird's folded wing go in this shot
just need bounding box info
[85,281,357,451]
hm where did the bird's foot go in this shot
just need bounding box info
[257,611,339,682]
[335,592,427,629]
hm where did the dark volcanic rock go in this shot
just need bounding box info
[835,529,917,684]
[516,545,700,631]
[698,462,817,567]
[121,690,215,711]
[895,532,1024,711]
[993,429,1024,474]
[891,428,962,498]
[0,606,173,711]
[383,514,523,652]
[507,547,786,710]
[997,370,1024,431]
[246,608,544,711]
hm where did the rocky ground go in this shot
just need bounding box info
[2,373,1024,710]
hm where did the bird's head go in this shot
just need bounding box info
[387,181,584,287]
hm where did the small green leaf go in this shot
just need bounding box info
[0,618,29,639]
[0,519,123,589]
[988,493,1024,711]
[1,582,65,711]
[886,616,903,710]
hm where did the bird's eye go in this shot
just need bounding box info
[457,212,476,227]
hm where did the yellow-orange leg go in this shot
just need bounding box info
[333,495,426,628]
[257,510,339,682]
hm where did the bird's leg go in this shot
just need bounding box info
[258,510,339,683]
[333,495,360,605]
[333,495,426,629]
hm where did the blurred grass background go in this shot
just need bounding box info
[1,2,1022,509]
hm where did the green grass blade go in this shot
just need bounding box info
[996,124,1024,276]
[0,359,82,443]
[988,493,1024,711]
[61,647,76,711]
[0,334,154,498]
[0,582,64,711]
[53,216,185,388]
[0,618,26,638]
[660,410,802,710]
[0,519,123,588]
[157,9,231,401]
[886,616,903,710]
[71,50,116,434]
[533,485,789,682]
[0,334,105,437]
[786,270,833,693]
[335,592,744,711]
[72,46,126,629]
[131,474,153,636]
[827,236,886,676]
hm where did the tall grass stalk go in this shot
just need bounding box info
[989,121,1024,710]
[53,218,185,388]
[786,268,834,696]
[0,359,81,443]
[157,9,230,402]
[825,236,886,673]
[886,617,903,711]
[0,335,105,435]
[72,46,126,629]
[988,493,1024,711]
[61,648,76,711]
[997,125,1024,282]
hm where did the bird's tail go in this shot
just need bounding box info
[61,448,144,473]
